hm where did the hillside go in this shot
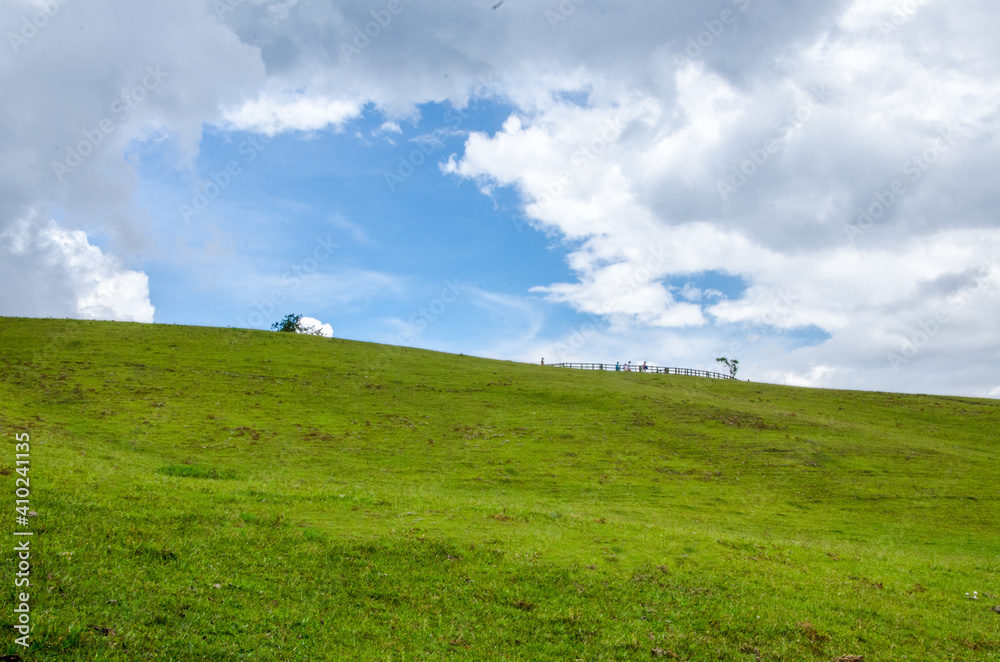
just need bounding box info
[0,317,998,660]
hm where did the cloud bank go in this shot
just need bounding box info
[3,0,998,395]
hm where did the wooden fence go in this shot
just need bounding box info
[547,362,735,380]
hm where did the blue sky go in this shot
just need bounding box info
[2,0,999,396]
[135,101,579,351]
[132,99,766,363]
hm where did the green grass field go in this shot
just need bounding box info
[0,317,998,660]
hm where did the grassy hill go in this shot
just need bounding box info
[0,317,998,660]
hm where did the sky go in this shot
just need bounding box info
[2,0,999,397]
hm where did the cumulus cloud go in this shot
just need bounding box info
[299,316,334,337]
[222,93,361,135]
[1,0,264,322]
[438,0,1000,395]
[0,213,154,322]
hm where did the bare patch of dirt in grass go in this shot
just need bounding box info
[719,413,783,430]
[960,638,1000,650]
[848,577,883,590]
[230,425,263,440]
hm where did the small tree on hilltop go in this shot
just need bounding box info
[271,314,327,336]
[272,314,303,333]
[716,356,739,378]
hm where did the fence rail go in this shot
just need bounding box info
[547,362,735,380]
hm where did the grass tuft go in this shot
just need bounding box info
[156,464,238,479]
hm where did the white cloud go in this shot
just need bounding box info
[0,214,154,323]
[765,364,838,389]
[221,93,361,135]
[327,215,369,243]
[439,0,1000,395]
[299,316,334,337]
[0,0,265,319]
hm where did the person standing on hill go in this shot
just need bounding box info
[616,362,620,371]
[541,357,544,365]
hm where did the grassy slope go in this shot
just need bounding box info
[0,317,997,661]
